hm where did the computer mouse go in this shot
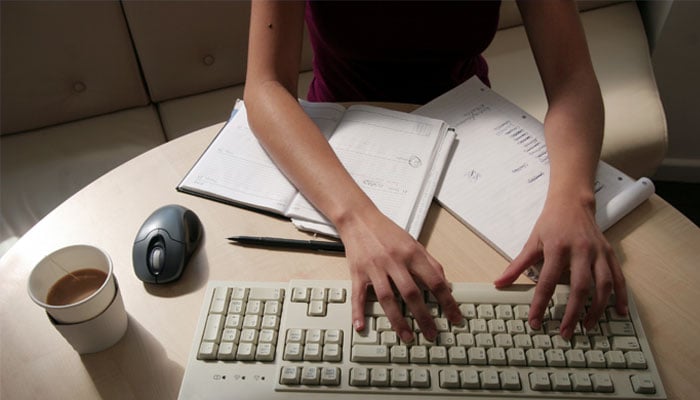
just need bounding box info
[132,204,203,284]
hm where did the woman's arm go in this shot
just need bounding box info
[244,1,461,343]
[495,0,628,339]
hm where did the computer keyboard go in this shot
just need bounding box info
[178,280,666,399]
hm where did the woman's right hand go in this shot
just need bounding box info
[337,205,463,344]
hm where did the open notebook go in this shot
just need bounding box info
[415,77,655,262]
[178,100,455,238]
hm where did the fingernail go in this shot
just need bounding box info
[400,330,415,344]
[530,317,541,330]
[353,319,363,331]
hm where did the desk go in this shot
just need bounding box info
[1,113,699,399]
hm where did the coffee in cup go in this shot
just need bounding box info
[46,268,108,306]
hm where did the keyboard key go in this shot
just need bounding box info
[507,348,527,366]
[202,314,224,342]
[480,369,500,389]
[545,349,567,367]
[468,347,487,365]
[585,350,607,368]
[458,303,476,319]
[328,288,346,303]
[390,345,409,363]
[630,374,656,394]
[439,369,460,388]
[611,336,641,352]
[283,343,303,361]
[300,366,321,385]
[248,287,284,301]
[324,329,343,345]
[291,287,309,302]
[320,367,341,386]
[286,328,305,343]
[500,370,521,390]
[460,368,480,389]
[495,305,514,320]
[529,371,551,391]
[410,368,430,388]
[197,341,217,360]
[605,350,627,368]
[487,347,507,365]
[303,342,322,361]
[349,367,369,386]
[550,371,572,391]
[565,349,587,367]
[280,366,300,385]
[209,287,230,314]
[447,346,468,364]
[306,329,324,344]
[410,346,429,363]
[217,342,236,360]
[263,300,281,315]
[625,351,648,369]
[391,368,410,387]
[323,343,342,362]
[256,342,275,361]
[352,327,378,345]
[351,345,389,363]
[370,368,389,386]
[570,372,593,392]
[308,300,326,316]
[526,348,546,367]
[591,373,614,393]
[236,342,256,360]
[429,346,448,364]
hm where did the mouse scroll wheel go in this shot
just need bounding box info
[148,237,166,275]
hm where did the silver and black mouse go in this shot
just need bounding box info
[132,204,203,284]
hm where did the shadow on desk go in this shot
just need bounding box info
[81,315,184,399]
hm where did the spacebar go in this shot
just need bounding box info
[351,345,390,363]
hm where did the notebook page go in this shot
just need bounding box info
[287,105,447,237]
[178,102,300,215]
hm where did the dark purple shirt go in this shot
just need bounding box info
[305,1,501,104]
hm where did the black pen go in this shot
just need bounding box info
[228,236,345,253]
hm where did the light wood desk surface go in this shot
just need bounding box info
[1,114,699,399]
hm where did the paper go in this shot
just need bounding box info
[415,77,654,260]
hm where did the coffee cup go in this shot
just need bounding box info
[28,245,128,354]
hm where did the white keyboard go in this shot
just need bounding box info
[178,280,666,399]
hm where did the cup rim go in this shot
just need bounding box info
[28,244,113,310]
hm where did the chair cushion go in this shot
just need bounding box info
[0,1,149,135]
[158,71,314,140]
[0,106,165,241]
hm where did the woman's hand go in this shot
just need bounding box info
[494,195,628,339]
[337,206,463,344]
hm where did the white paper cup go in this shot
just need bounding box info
[28,245,128,353]
[29,245,116,323]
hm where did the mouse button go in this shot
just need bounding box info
[148,239,166,276]
[184,210,203,245]
[146,232,167,276]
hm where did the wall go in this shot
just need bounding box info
[642,0,700,182]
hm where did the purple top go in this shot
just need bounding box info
[304,1,501,104]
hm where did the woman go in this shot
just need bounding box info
[243,0,627,344]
